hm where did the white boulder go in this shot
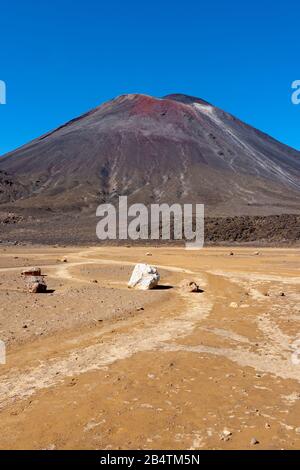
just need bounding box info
[128,264,160,290]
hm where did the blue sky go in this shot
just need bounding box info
[0,0,299,155]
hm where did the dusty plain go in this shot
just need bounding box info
[0,245,299,450]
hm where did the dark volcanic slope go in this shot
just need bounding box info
[0,93,300,216]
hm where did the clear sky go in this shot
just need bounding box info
[0,0,299,155]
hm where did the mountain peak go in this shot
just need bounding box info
[0,92,299,218]
[163,93,212,106]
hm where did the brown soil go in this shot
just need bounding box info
[0,246,300,450]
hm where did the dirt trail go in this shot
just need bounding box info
[0,249,210,407]
[0,246,299,450]
[0,276,211,410]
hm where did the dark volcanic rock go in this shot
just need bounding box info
[0,93,299,216]
[0,93,299,243]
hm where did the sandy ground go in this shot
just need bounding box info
[0,245,299,450]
